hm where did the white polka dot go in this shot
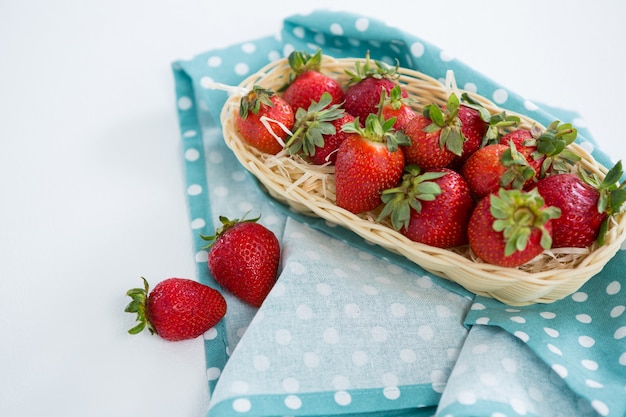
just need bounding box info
[207,366,221,380]
[576,314,592,324]
[492,89,508,104]
[505,309,520,313]
[540,311,556,319]
[303,352,320,368]
[282,377,299,393]
[410,42,425,57]
[458,390,476,405]
[213,186,228,197]
[510,398,528,415]
[514,331,529,342]
[417,276,433,288]
[204,326,217,340]
[607,281,621,295]
[292,26,305,39]
[591,400,610,416]
[208,151,223,164]
[268,50,281,61]
[275,329,292,345]
[207,56,222,67]
[182,129,197,138]
[332,374,350,390]
[383,386,401,400]
[334,390,351,406]
[352,350,368,367]
[573,117,588,128]
[231,380,249,394]
[440,50,454,62]
[579,335,596,347]
[475,317,490,325]
[471,303,486,310]
[479,372,498,386]
[191,218,205,229]
[185,148,200,161]
[552,363,568,378]
[232,398,251,412]
[524,100,539,111]
[187,184,202,195]
[472,343,489,354]
[296,304,313,320]
[344,303,361,318]
[382,372,398,387]
[436,305,452,318]
[400,348,417,363]
[544,327,560,338]
[323,327,340,344]
[316,282,332,296]
[232,171,246,182]
[241,42,256,53]
[371,326,388,342]
[288,261,306,275]
[611,305,625,318]
[510,316,526,324]
[615,326,626,340]
[581,359,599,371]
[618,352,626,365]
[329,23,343,35]
[548,343,563,356]
[195,250,208,263]
[463,82,477,93]
[200,76,214,89]
[177,96,192,110]
[234,62,249,76]
[362,284,378,295]
[502,357,518,373]
[313,33,326,45]
[528,386,543,402]
[418,325,434,340]
[253,355,270,371]
[355,18,369,31]
[284,395,302,410]
[390,303,407,317]
[271,282,286,297]
[572,292,588,302]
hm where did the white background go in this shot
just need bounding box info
[1,1,625,416]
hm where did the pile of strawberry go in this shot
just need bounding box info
[234,49,626,268]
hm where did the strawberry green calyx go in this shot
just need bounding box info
[239,86,275,119]
[500,140,537,189]
[287,49,323,76]
[285,92,345,156]
[461,92,520,145]
[528,120,580,176]
[378,165,445,230]
[200,213,261,249]
[342,112,411,152]
[125,277,154,335]
[490,188,561,256]
[422,93,466,156]
[345,51,399,85]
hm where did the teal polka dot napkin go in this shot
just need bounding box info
[172,10,626,417]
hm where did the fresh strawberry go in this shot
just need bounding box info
[201,214,281,308]
[533,161,626,247]
[380,85,416,132]
[402,93,487,170]
[343,52,406,123]
[499,120,579,178]
[467,188,561,267]
[125,277,227,342]
[235,86,295,155]
[461,142,536,199]
[379,166,474,248]
[281,49,344,112]
[284,92,356,165]
[335,113,410,214]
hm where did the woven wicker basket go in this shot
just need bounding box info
[219,55,626,305]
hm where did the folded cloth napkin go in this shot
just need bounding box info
[172,10,626,416]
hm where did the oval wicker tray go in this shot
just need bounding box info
[219,55,626,305]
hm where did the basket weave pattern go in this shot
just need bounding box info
[220,56,626,305]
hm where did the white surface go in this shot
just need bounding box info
[1,1,625,416]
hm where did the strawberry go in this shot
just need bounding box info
[235,86,295,155]
[125,277,227,342]
[533,161,626,247]
[467,188,561,267]
[461,142,536,199]
[201,214,281,308]
[402,93,488,170]
[499,120,579,178]
[335,112,410,214]
[281,49,344,112]
[284,92,356,165]
[343,52,406,123]
[380,85,416,132]
[379,166,474,248]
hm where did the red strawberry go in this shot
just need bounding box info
[281,49,344,112]
[125,277,227,342]
[284,92,356,165]
[379,166,475,248]
[533,161,626,247]
[499,120,580,178]
[467,188,561,267]
[343,52,406,123]
[201,214,281,308]
[402,113,456,170]
[235,86,295,155]
[380,85,416,132]
[462,142,536,199]
[335,113,410,214]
